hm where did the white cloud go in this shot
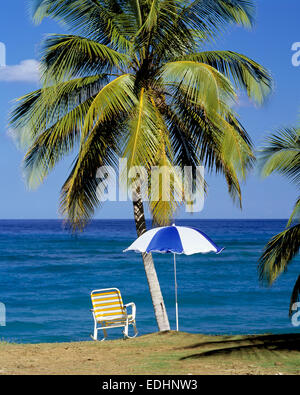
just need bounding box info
[0,59,40,83]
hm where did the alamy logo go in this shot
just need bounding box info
[291,302,300,327]
[0,42,6,67]
[95,158,205,213]
[0,303,6,326]
[291,42,300,66]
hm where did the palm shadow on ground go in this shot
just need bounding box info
[178,333,300,360]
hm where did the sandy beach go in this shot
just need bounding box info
[0,331,299,375]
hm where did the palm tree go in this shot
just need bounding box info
[10,0,271,331]
[258,128,300,315]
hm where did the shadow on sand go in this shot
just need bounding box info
[179,333,300,360]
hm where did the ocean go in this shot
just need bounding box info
[0,219,299,343]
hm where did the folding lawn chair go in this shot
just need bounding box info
[90,288,138,341]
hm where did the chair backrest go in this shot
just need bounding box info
[91,288,126,322]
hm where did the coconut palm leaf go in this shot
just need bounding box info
[163,104,209,216]
[182,51,271,104]
[146,0,254,62]
[10,90,43,147]
[258,224,300,287]
[32,0,134,50]
[165,105,202,171]
[289,275,300,317]
[160,60,236,116]
[167,91,253,204]
[287,197,300,227]
[40,34,130,82]
[211,110,253,178]
[165,0,254,56]
[136,0,193,54]
[151,3,195,62]
[147,93,183,224]
[258,127,300,316]
[123,87,159,171]
[10,75,109,154]
[10,75,109,147]
[181,0,254,34]
[60,117,123,231]
[260,128,300,187]
[82,74,136,139]
[23,98,94,188]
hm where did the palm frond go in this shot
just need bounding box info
[259,128,300,187]
[123,88,159,171]
[258,224,300,286]
[148,0,254,62]
[211,110,254,179]
[31,0,133,50]
[287,197,300,227]
[60,117,122,231]
[128,0,143,27]
[40,34,129,82]
[151,0,196,62]
[10,75,108,147]
[9,89,43,148]
[82,74,136,140]
[258,127,300,316]
[147,94,183,225]
[165,105,202,170]
[289,275,300,317]
[167,96,252,204]
[160,60,236,117]
[23,98,93,188]
[137,0,193,56]
[181,0,254,42]
[181,51,271,104]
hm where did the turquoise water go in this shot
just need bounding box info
[0,219,299,343]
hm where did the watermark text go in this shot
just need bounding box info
[95,158,205,213]
[0,42,6,67]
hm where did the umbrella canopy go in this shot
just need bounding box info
[124,224,224,255]
[124,224,224,331]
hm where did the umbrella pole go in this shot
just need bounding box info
[174,253,179,331]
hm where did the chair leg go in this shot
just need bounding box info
[123,321,129,340]
[93,324,98,340]
[102,328,108,340]
[90,327,107,341]
[129,321,138,338]
[133,322,138,337]
[123,321,138,339]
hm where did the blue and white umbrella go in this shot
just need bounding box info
[124,224,224,331]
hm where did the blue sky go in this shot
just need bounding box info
[0,0,299,220]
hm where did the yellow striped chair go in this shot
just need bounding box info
[90,288,138,341]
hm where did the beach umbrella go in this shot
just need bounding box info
[124,224,224,331]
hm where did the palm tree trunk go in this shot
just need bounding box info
[132,188,170,332]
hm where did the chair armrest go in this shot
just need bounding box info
[124,302,136,320]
